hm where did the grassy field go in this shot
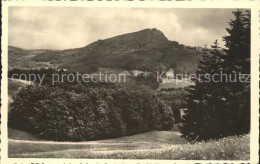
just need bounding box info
[8,128,40,141]
[9,129,249,160]
[8,78,29,110]
[158,78,194,90]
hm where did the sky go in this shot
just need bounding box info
[8,7,235,50]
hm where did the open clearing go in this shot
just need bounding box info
[158,78,194,89]
[9,129,249,160]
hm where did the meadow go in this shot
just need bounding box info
[9,128,249,160]
[158,78,194,90]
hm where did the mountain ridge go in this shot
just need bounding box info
[8,28,203,74]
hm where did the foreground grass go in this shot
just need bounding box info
[8,128,40,141]
[9,130,249,160]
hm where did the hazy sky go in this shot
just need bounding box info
[9,7,235,50]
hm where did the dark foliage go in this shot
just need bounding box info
[135,72,160,90]
[157,88,188,124]
[8,68,116,88]
[180,10,250,141]
[9,83,174,141]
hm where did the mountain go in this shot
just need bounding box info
[8,28,203,74]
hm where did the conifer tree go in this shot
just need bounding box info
[181,41,227,141]
[222,9,250,135]
[180,9,250,141]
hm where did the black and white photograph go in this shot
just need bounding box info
[0,2,259,163]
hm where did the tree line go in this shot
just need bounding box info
[8,68,178,141]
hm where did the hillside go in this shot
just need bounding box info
[9,28,203,74]
[8,46,59,70]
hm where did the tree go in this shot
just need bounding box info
[180,9,250,141]
[9,83,174,141]
[222,9,250,135]
[180,41,227,141]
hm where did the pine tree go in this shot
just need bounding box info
[180,10,251,141]
[180,41,227,141]
[222,9,250,135]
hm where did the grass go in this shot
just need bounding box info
[8,78,29,110]
[8,78,27,97]
[158,78,194,89]
[8,128,40,141]
[8,129,249,160]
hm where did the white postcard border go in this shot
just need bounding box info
[1,1,259,163]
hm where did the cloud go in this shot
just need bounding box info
[8,7,235,50]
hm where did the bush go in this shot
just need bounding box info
[157,88,188,124]
[9,84,174,141]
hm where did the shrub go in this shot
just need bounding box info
[9,84,174,141]
[157,88,188,124]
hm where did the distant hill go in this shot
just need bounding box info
[8,46,59,70]
[8,28,203,74]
